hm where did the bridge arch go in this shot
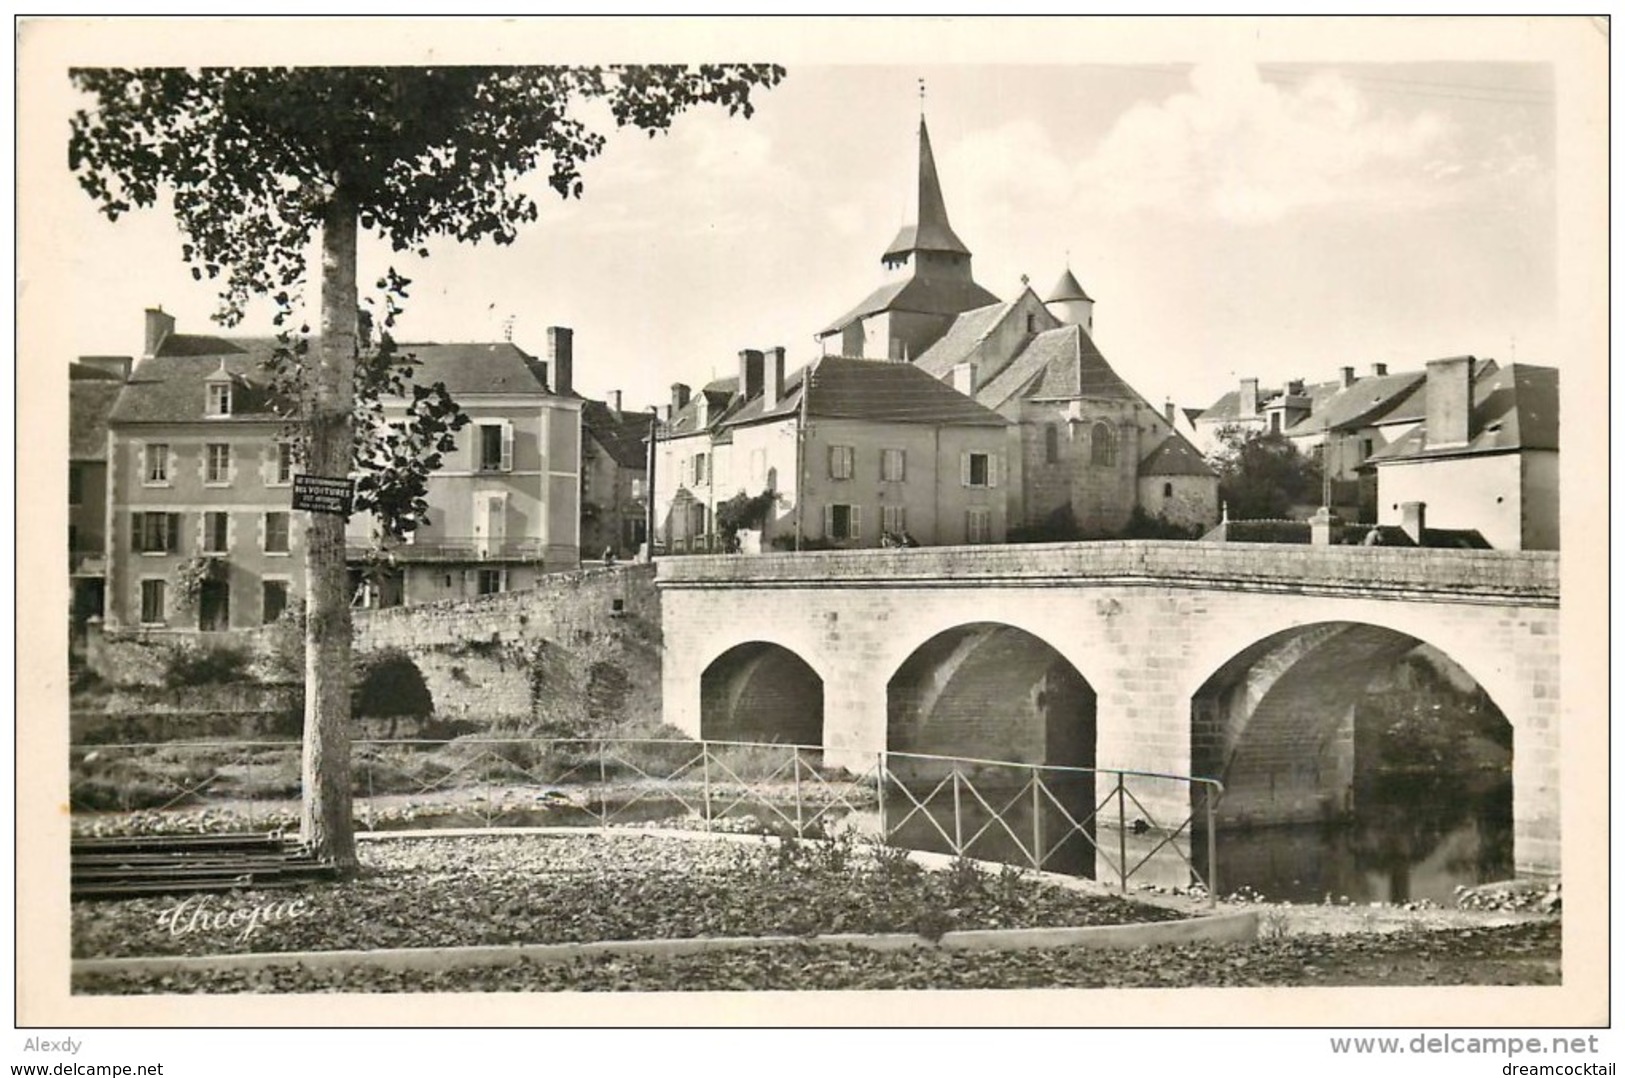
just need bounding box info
[700,641,824,745]
[1190,619,1515,898]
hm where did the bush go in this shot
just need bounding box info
[1116,506,1201,541]
[163,643,253,689]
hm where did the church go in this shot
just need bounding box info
[817,114,1219,539]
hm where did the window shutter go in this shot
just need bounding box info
[989,453,1001,489]
[167,513,181,553]
[500,421,514,472]
[850,505,862,543]
[827,446,837,479]
[960,452,972,488]
[823,503,835,538]
[138,444,147,483]
[130,512,141,552]
[899,450,907,483]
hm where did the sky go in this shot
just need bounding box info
[50,23,1578,419]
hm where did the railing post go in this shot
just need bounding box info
[597,740,608,826]
[1206,783,1218,908]
[875,752,887,845]
[365,755,375,832]
[1031,769,1043,871]
[1116,772,1128,893]
[952,769,964,855]
[793,746,804,837]
[701,741,713,829]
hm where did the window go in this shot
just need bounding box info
[262,580,289,624]
[133,512,180,554]
[881,448,906,482]
[265,512,290,554]
[1026,312,1037,333]
[966,507,992,544]
[692,452,708,485]
[207,381,232,417]
[1090,423,1116,467]
[203,512,229,554]
[477,569,507,595]
[882,504,907,535]
[68,465,84,506]
[1044,424,1060,464]
[1361,438,1374,461]
[631,477,647,500]
[477,424,505,471]
[962,452,996,488]
[144,444,170,485]
[273,442,294,485]
[139,579,166,624]
[826,503,861,542]
[689,502,708,546]
[1269,412,1281,433]
[205,443,231,484]
[1163,481,1174,498]
[829,445,855,480]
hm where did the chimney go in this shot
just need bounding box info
[670,383,691,416]
[143,307,175,359]
[1340,366,1356,388]
[546,326,574,396]
[1163,399,1176,425]
[1400,501,1427,545]
[1371,362,1388,377]
[1239,378,1259,418]
[764,347,785,411]
[952,361,977,397]
[737,348,764,402]
[1424,356,1475,448]
[1287,378,1304,397]
[608,390,622,416]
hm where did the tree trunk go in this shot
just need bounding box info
[301,188,359,872]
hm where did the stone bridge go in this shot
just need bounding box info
[657,541,1560,877]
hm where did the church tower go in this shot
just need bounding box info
[1045,266,1095,333]
[818,113,999,361]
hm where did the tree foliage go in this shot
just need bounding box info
[1206,425,1323,520]
[69,64,787,869]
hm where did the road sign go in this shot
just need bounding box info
[291,475,354,516]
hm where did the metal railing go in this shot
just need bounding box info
[69,737,1223,903]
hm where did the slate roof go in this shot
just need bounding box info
[70,380,121,460]
[1369,358,1499,426]
[818,275,1002,340]
[1045,267,1093,304]
[1368,363,1558,463]
[975,324,1140,409]
[1285,371,1426,435]
[672,356,1007,439]
[1139,434,1216,477]
[881,119,972,260]
[913,300,1015,379]
[111,336,553,424]
[581,400,655,469]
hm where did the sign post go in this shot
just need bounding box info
[291,475,355,518]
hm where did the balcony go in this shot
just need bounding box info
[345,536,547,564]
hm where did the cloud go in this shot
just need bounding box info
[1076,62,1451,224]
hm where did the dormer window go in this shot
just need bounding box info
[205,364,234,417]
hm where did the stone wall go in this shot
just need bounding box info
[352,564,661,731]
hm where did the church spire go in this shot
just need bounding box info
[882,115,972,268]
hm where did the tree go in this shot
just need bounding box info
[1206,425,1323,521]
[70,65,786,871]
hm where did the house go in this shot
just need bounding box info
[69,356,130,632]
[913,275,1219,536]
[102,308,583,631]
[103,310,308,631]
[344,327,583,605]
[652,349,1012,552]
[1281,363,1430,520]
[579,390,655,560]
[1366,358,1558,551]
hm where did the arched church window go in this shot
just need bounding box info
[1090,422,1116,467]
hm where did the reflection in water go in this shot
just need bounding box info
[1200,771,1513,904]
